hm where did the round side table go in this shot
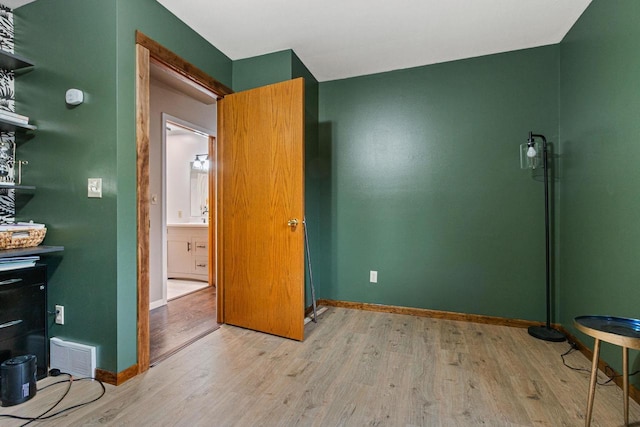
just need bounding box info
[574,315,640,427]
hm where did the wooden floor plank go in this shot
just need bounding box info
[1,306,638,426]
[149,285,219,365]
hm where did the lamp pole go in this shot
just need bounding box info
[527,132,565,342]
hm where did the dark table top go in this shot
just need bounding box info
[575,315,640,340]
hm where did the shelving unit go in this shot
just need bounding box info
[0,49,64,256]
[0,18,65,386]
[0,118,36,132]
[0,184,35,190]
[0,49,34,71]
[0,246,64,259]
[0,47,35,189]
[0,49,36,133]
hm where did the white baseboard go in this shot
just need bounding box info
[149,299,167,310]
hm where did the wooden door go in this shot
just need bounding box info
[218,78,305,340]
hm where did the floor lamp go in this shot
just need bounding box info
[521,132,566,342]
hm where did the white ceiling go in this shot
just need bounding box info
[156,0,591,81]
[9,0,591,82]
[1,0,31,9]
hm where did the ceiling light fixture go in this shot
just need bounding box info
[192,154,209,170]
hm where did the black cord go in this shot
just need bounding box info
[0,373,106,424]
[20,374,73,427]
[561,344,640,386]
[42,377,106,417]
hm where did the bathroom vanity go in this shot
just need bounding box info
[166,224,208,282]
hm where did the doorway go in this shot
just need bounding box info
[148,115,218,365]
[136,33,306,379]
[161,117,213,303]
[147,64,218,363]
[136,33,233,375]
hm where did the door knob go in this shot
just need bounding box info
[288,218,299,228]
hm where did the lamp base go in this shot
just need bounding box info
[528,325,566,342]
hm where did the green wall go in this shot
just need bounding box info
[14,0,639,380]
[14,0,120,372]
[232,50,321,307]
[14,0,231,372]
[292,53,321,307]
[318,46,560,320]
[558,0,640,380]
[233,50,294,93]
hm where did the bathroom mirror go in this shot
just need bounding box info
[190,165,208,219]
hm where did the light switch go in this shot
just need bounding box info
[88,178,102,198]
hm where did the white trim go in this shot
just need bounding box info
[149,299,166,310]
[160,113,215,307]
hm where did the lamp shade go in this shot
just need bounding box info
[520,142,541,169]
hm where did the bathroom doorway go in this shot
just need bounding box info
[147,57,220,364]
[149,116,218,365]
[164,118,211,298]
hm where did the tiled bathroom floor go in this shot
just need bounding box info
[167,279,208,300]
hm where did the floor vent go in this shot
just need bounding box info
[50,337,96,378]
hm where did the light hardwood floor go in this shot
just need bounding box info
[1,307,637,426]
[150,285,219,366]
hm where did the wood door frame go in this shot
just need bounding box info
[135,31,232,374]
[208,135,219,306]
[216,105,225,324]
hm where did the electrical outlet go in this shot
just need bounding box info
[370,270,378,283]
[55,305,65,325]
